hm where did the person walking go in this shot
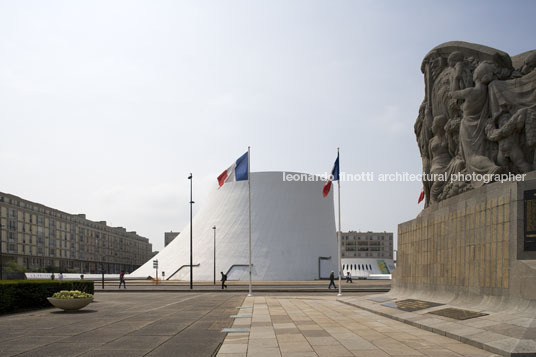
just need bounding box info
[119,270,126,289]
[220,271,227,290]
[346,271,353,283]
[58,272,64,281]
[328,271,336,289]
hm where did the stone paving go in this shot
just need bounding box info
[0,292,244,356]
[218,295,499,357]
[339,294,536,357]
[0,292,503,356]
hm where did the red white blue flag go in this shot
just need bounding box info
[217,152,249,188]
[323,153,340,198]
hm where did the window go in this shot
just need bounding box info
[8,232,16,241]
[8,220,17,231]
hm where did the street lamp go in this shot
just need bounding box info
[0,223,3,280]
[97,237,104,289]
[212,225,216,285]
[188,173,194,290]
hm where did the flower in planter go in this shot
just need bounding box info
[52,290,93,299]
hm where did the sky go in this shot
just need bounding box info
[1,0,535,252]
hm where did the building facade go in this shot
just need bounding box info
[164,231,179,247]
[340,231,393,259]
[0,192,153,274]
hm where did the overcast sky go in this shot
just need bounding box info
[1,0,535,251]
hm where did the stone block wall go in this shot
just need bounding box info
[394,173,536,301]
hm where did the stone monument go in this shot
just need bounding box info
[388,42,536,355]
[395,41,536,300]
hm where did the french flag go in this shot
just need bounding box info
[323,153,340,198]
[217,152,249,188]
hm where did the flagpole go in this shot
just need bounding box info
[248,146,253,297]
[337,148,342,297]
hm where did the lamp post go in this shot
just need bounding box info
[98,238,104,289]
[212,225,216,285]
[188,173,194,290]
[0,223,3,280]
[101,262,104,290]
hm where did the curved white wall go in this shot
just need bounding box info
[132,172,337,281]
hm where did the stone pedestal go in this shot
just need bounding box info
[394,172,536,306]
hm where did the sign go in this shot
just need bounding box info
[153,259,159,268]
[524,189,536,251]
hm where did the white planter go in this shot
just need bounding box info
[47,297,93,311]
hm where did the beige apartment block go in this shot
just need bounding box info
[0,192,152,274]
[340,231,394,259]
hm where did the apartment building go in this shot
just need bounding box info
[340,231,393,259]
[0,192,152,274]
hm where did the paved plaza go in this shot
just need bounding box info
[0,292,244,356]
[0,291,500,356]
[217,295,498,357]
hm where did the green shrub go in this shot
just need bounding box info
[5,261,27,273]
[0,280,94,314]
[52,290,93,299]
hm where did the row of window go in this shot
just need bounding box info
[342,252,392,258]
[2,233,145,251]
[344,247,386,252]
[342,242,391,246]
[5,244,145,262]
[342,235,393,241]
[1,199,149,243]
[1,227,148,252]
[342,263,373,271]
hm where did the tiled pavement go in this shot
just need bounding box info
[0,292,245,356]
[339,294,536,356]
[217,296,499,357]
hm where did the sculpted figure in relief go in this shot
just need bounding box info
[415,42,536,205]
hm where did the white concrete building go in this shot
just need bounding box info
[341,258,395,279]
[132,172,338,281]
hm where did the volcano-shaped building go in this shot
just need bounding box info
[132,172,337,281]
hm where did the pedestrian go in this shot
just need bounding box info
[220,271,227,290]
[328,271,336,289]
[80,274,84,280]
[346,271,352,283]
[119,270,126,289]
[58,272,64,281]
[50,273,55,280]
